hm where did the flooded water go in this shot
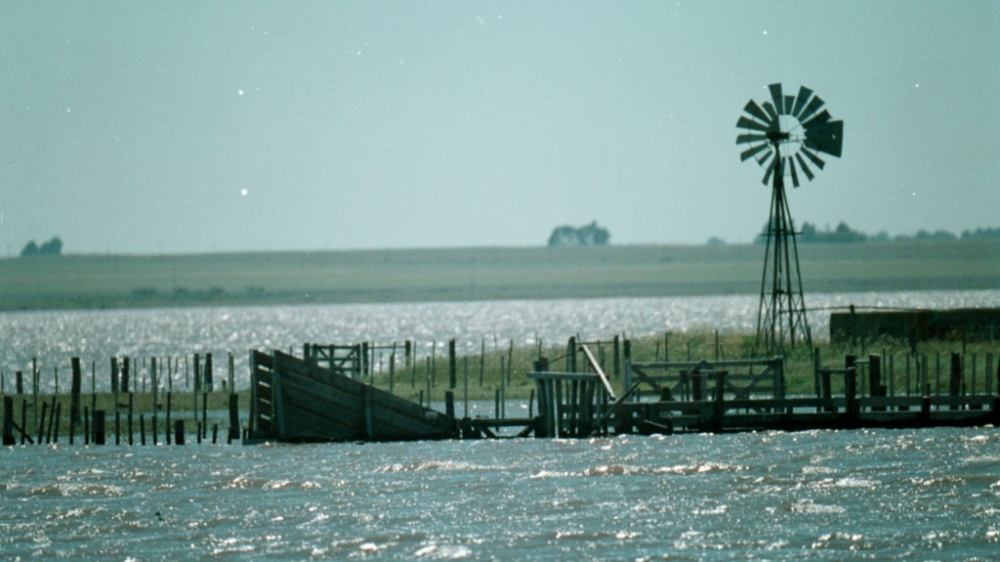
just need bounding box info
[3,292,1000,559]
[2,428,998,560]
[2,290,999,393]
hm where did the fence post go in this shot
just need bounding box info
[94,409,106,445]
[71,357,82,439]
[950,353,962,411]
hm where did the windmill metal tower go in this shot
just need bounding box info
[736,83,844,352]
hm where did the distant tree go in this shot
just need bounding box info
[784,221,866,243]
[914,229,957,241]
[20,236,63,257]
[20,240,39,257]
[831,222,866,243]
[799,222,818,242]
[577,221,610,245]
[706,236,726,246]
[548,225,579,247]
[39,236,63,255]
[548,221,610,247]
[961,227,1000,240]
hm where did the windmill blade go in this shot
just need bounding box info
[791,86,813,118]
[740,143,770,162]
[737,116,770,132]
[762,101,779,123]
[736,85,842,188]
[795,153,815,181]
[788,156,800,188]
[801,147,826,170]
[798,95,825,123]
[784,95,795,115]
[742,99,772,125]
[737,133,769,145]
[804,119,844,157]
[769,84,784,115]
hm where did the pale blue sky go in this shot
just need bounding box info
[1,1,997,254]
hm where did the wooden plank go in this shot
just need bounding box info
[260,350,456,442]
[631,358,782,370]
[281,414,354,441]
[273,369,285,440]
[580,344,616,399]
[471,418,537,428]
[527,372,602,382]
[279,374,364,416]
[278,349,442,422]
[369,411,452,440]
[279,380,363,425]
[274,351,363,395]
[274,393,359,435]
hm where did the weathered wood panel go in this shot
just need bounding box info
[249,349,455,443]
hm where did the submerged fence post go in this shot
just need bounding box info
[813,347,821,404]
[445,390,455,421]
[228,393,240,442]
[950,353,962,411]
[193,353,200,423]
[151,357,158,446]
[71,357,82,432]
[166,392,172,445]
[713,371,725,431]
[869,354,884,411]
[845,367,858,423]
[128,393,134,446]
[21,399,27,445]
[2,396,14,445]
[94,409,106,445]
[389,352,395,394]
[205,353,214,392]
[38,400,48,444]
[448,339,457,389]
[567,336,577,373]
[613,335,621,379]
[122,357,130,394]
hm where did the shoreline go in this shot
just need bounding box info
[2,240,999,313]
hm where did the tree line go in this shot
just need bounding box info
[752,223,1000,244]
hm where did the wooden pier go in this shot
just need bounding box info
[615,356,1000,434]
[501,348,1000,438]
[6,338,1000,448]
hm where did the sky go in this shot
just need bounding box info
[1,1,998,255]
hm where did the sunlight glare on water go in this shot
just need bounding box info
[2,428,998,559]
[1,290,998,393]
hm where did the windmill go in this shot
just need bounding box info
[736,83,843,352]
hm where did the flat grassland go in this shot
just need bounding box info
[2,240,999,311]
